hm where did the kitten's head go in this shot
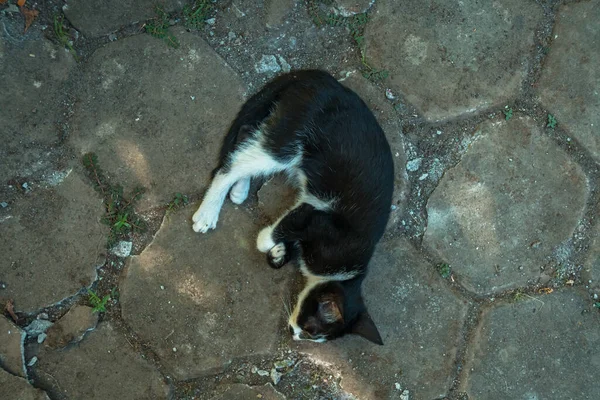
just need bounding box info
[288,280,383,345]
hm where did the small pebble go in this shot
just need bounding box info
[173,347,177,352]
[37,333,47,344]
[256,369,269,376]
[206,17,216,25]
[108,33,117,41]
[270,368,283,385]
[27,357,38,367]
[0,202,7,208]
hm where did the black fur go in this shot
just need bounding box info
[215,70,393,344]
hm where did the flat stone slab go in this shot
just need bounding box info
[0,172,107,312]
[44,305,99,349]
[365,0,543,121]
[462,289,600,399]
[121,205,288,380]
[0,368,49,400]
[0,31,75,191]
[211,383,285,400]
[64,0,186,37]
[424,117,587,295]
[538,1,600,162]
[0,316,25,377]
[34,322,169,399]
[69,28,246,209]
[294,238,467,400]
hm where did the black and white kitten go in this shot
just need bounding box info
[192,70,394,345]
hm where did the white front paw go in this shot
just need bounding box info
[192,203,219,233]
[256,226,276,252]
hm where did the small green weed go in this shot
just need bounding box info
[503,106,513,121]
[167,192,189,212]
[88,289,110,313]
[183,0,213,30]
[594,302,600,309]
[145,6,179,48]
[82,153,146,246]
[436,263,451,279]
[53,15,78,60]
[361,53,389,82]
[547,114,557,129]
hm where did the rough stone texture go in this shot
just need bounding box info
[0,316,25,378]
[294,238,468,400]
[121,205,288,380]
[68,29,246,209]
[35,322,169,399]
[462,290,600,399]
[365,0,543,121]
[0,368,49,400]
[44,305,99,349]
[257,175,299,222]
[538,1,600,162]
[264,0,297,28]
[341,73,407,222]
[64,0,186,37]
[211,383,285,400]
[424,117,587,295]
[0,172,107,312]
[0,29,75,191]
[583,222,600,291]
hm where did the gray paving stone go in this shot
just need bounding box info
[365,0,543,121]
[264,0,297,28]
[211,383,285,400]
[257,175,299,222]
[424,117,587,295]
[0,368,49,400]
[63,0,186,37]
[0,316,26,378]
[294,238,468,400]
[462,289,600,400]
[538,1,600,162]
[69,28,246,209]
[0,32,75,190]
[44,305,98,349]
[34,322,169,399]
[0,172,108,312]
[121,205,288,380]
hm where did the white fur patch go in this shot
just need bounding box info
[230,178,250,204]
[256,226,276,252]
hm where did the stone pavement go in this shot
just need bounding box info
[0,1,598,399]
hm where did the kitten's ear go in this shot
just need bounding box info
[318,300,343,324]
[351,311,383,345]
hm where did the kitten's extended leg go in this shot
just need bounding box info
[193,141,297,233]
[229,177,250,205]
